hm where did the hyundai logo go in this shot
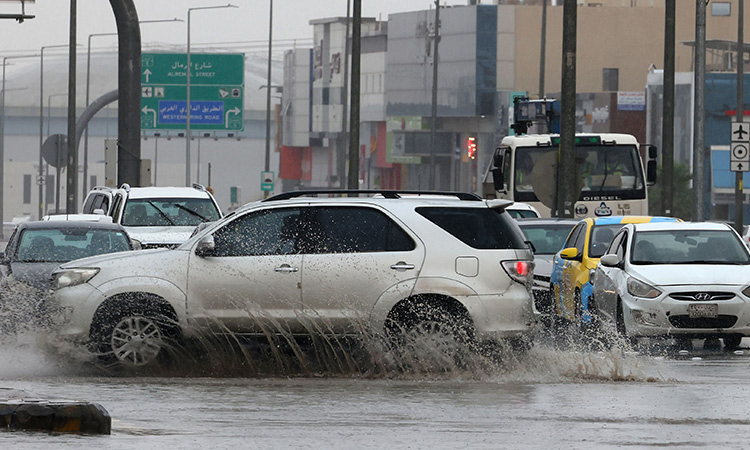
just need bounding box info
[694,292,712,301]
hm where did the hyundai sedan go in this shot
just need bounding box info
[592,221,750,349]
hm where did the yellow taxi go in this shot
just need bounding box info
[549,215,681,327]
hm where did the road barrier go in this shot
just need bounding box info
[0,399,111,434]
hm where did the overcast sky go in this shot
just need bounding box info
[0,0,445,56]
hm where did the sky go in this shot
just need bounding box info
[0,0,444,57]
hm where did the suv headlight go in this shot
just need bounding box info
[626,277,661,299]
[54,268,100,289]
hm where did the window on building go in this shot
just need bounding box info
[23,174,31,204]
[712,2,731,16]
[603,68,619,92]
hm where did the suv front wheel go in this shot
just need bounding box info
[90,295,180,368]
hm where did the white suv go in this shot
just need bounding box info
[52,190,537,367]
[82,184,222,248]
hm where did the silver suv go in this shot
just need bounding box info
[52,190,538,367]
[81,183,222,248]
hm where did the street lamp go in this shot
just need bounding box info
[39,44,72,220]
[84,18,182,195]
[186,4,238,187]
[1,54,36,238]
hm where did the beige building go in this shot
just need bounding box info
[503,0,750,95]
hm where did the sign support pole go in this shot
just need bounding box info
[736,0,745,234]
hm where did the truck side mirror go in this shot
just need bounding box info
[492,168,505,192]
[645,144,658,185]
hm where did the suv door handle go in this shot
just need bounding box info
[390,261,415,271]
[274,264,299,273]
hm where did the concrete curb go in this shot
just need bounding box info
[0,399,111,434]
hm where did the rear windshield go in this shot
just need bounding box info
[519,223,576,255]
[416,207,527,249]
[16,228,131,263]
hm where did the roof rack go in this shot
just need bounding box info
[264,190,482,202]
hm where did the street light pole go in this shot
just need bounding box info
[38,44,69,220]
[186,4,237,187]
[264,0,273,198]
[1,54,35,238]
[84,18,181,195]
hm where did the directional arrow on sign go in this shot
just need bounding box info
[225,107,240,125]
[142,105,156,122]
[143,68,152,83]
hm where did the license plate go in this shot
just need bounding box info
[689,304,718,318]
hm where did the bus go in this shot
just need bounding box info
[482,132,657,218]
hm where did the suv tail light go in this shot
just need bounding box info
[501,260,535,287]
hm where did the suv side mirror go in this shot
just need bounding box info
[195,235,216,258]
[131,239,142,251]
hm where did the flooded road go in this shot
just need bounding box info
[1,334,750,449]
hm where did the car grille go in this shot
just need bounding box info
[669,292,735,302]
[533,274,550,283]
[668,315,738,329]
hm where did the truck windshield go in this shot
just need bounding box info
[513,145,645,203]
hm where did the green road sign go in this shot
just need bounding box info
[141,53,244,131]
[261,171,275,191]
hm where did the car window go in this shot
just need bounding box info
[588,224,623,258]
[212,208,302,257]
[82,194,97,214]
[564,223,582,249]
[518,223,576,255]
[417,207,526,249]
[574,223,588,255]
[111,194,124,221]
[631,229,750,265]
[122,198,221,227]
[507,209,538,219]
[15,228,131,262]
[302,206,415,254]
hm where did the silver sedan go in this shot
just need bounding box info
[592,221,750,350]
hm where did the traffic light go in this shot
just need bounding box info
[467,136,477,160]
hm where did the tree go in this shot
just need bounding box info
[648,163,693,220]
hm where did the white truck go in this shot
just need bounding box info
[483,132,657,218]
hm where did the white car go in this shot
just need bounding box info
[505,202,541,219]
[81,184,222,248]
[51,190,537,368]
[592,221,750,349]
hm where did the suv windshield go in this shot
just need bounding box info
[417,207,527,249]
[122,198,221,227]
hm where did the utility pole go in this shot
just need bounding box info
[692,0,706,221]
[538,0,547,98]
[557,0,577,218]
[66,0,77,213]
[662,0,675,216]
[429,0,440,190]
[347,0,361,189]
[736,0,745,233]
[339,0,351,188]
